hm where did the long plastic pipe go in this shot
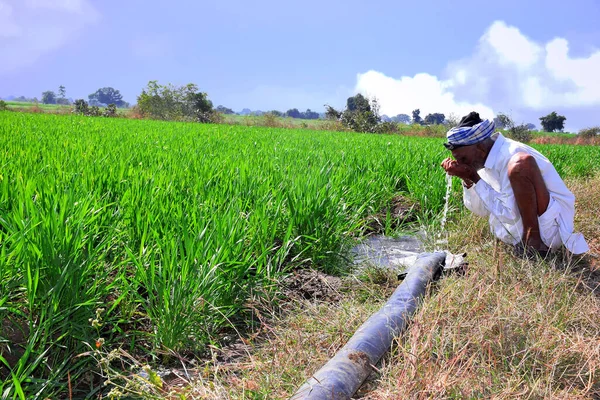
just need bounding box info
[290,252,446,400]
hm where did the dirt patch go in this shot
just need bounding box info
[365,195,419,234]
[0,317,28,377]
[282,269,343,302]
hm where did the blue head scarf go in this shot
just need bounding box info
[445,112,495,150]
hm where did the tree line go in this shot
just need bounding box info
[5,82,576,135]
[37,86,129,108]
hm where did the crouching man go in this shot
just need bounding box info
[441,112,588,256]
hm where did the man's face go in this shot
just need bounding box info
[451,145,485,170]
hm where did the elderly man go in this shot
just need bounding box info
[441,111,588,255]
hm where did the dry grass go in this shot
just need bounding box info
[185,269,398,398]
[368,237,600,398]
[531,135,600,146]
[366,175,600,399]
[183,175,600,399]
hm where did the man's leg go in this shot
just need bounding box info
[507,152,550,251]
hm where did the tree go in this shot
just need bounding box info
[525,123,536,131]
[300,109,319,120]
[424,113,445,125]
[496,113,531,143]
[89,87,126,107]
[494,113,512,129]
[56,85,70,105]
[325,105,341,120]
[341,94,380,133]
[412,109,422,125]
[269,110,283,117]
[73,99,89,114]
[285,108,301,118]
[346,94,371,113]
[103,104,118,117]
[493,116,505,129]
[539,111,566,132]
[136,81,214,122]
[391,114,410,124]
[324,95,381,132]
[41,91,57,104]
[444,113,460,128]
[215,105,234,114]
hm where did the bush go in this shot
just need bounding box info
[262,112,279,127]
[127,105,144,119]
[325,94,381,133]
[207,111,224,124]
[579,127,600,138]
[496,112,531,143]
[73,99,117,118]
[137,81,214,122]
[103,104,118,118]
[0,100,7,111]
[73,99,89,115]
[508,124,532,143]
[322,120,348,132]
[325,105,342,120]
[445,113,460,129]
[88,106,101,117]
[376,121,400,134]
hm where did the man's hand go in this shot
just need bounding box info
[441,158,480,183]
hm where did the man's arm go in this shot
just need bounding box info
[442,157,520,224]
[463,183,490,217]
[471,179,521,224]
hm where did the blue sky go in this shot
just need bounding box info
[1,0,599,130]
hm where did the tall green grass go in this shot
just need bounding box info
[0,111,598,397]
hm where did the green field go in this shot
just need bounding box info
[0,111,598,397]
[4,101,130,116]
[4,100,68,111]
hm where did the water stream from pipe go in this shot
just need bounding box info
[435,173,453,250]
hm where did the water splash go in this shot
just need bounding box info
[435,173,453,249]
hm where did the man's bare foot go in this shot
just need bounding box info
[514,242,550,259]
[524,237,549,253]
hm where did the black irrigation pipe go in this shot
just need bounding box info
[290,252,446,400]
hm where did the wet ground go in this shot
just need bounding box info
[351,235,425,271]
[351,234,466,275]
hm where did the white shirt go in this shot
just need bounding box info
[463,133,589,254]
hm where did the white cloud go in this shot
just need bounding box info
[355,70,495,119]
[356,20,600,128]
[484,21,541,69]
[0,0,99,74]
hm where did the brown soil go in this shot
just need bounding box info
[282,268,343,302]
[0,318,28,377]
